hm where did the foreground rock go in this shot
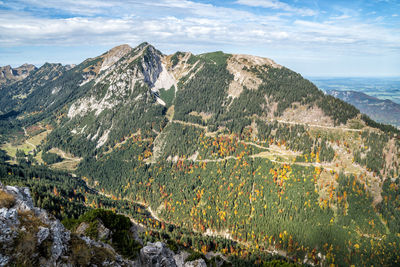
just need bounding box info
[140,242,177,267]
[0,182,134,266]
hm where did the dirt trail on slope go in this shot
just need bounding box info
[275,119,363,132]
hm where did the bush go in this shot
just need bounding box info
[79,209,132,231]
[185,251,206,263]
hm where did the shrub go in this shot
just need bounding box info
[185,251,205,263]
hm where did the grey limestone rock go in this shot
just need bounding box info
[0,254,9,267]
[184,258,207,267]
[50,220,71,261]
[0,208,19,249]
[140,242,177,267]
[37,226,50,245]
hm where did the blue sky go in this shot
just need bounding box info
[0,0,399,77]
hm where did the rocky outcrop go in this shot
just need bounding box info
[0,182,133,266]
[0,64,36,87]
[76,220,110,240]
[140,242,177,267]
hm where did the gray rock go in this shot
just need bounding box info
[50,220,70,261]
[0,254,9,267]
[184,259,207,267]
[80,235,114,251]
[37,226,50,244]
[76,220,110,241]
[140,242,177,267]
[0,208,18,224]
[75,222,89,235]
[97,220,110,240]
[0,208,19,247]
[130,224,144,246]
[173,251,190,267]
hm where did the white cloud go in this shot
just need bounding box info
[0,0,399,76]
[236,0,317,16]
[330,14,351,20]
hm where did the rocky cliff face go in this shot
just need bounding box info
[0,64,36,88]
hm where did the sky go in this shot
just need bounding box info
[0,0,399,77]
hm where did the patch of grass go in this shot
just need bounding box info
[1,142,31,158]
[199,51,231,65]
[27,130,50,146]
[18,210,46,231]
[0,190,15,208]
[50,159,80,171]
[0,129,50,161]
[166,105,175,121]
[70,234,92,266]
[14,230,38,266]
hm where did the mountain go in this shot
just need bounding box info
[38,43,363,158]
[0,42,399,266]
[0,64,36,88]
[326,89,400,128]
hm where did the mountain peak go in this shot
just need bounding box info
[107,44,132,53]
[99,44,132,72]
[0,63,37,88]
[137,41,150,48]
[230,54,282,68]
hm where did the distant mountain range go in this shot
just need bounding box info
[326,89,400,128]
[0,64,36,87]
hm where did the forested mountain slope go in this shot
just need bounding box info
[0,42,399,266]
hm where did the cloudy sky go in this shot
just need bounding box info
[1,0,399,77]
